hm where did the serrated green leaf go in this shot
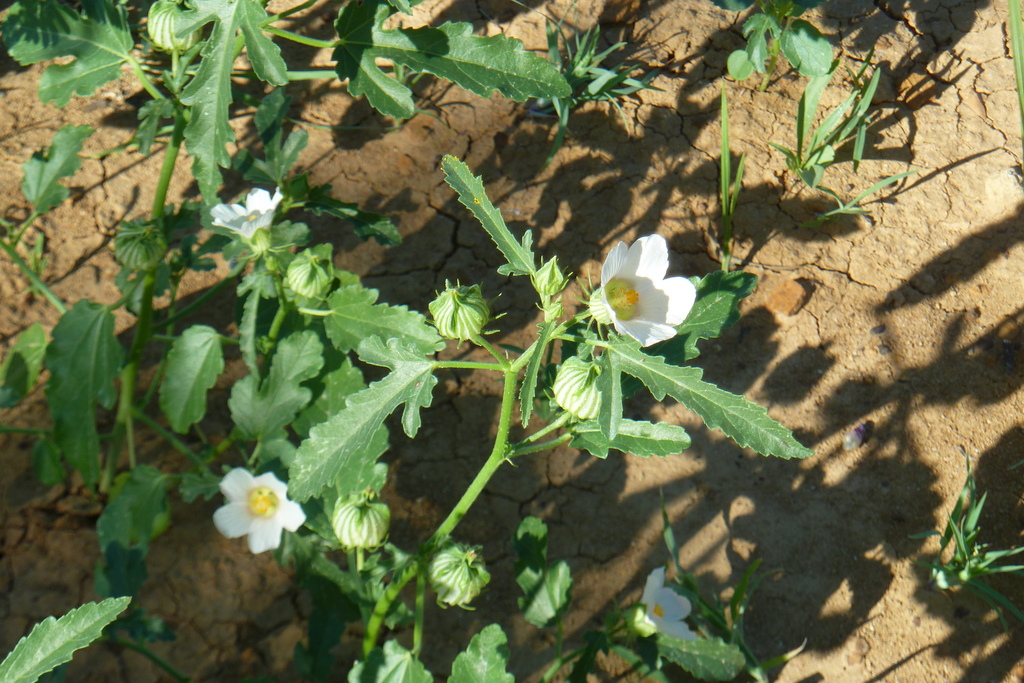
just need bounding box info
[289,338,435,501]
[94,495,148,598]
[448,624,514,683]
[780,19,833,77]
[0,596,130,683]
[293,357,367,438]
[229,330,324,441]
[656,634,745,681]
[179,470,221,503]
[513,517,573,628]
[606,338,812,459]
[159,325,224,433]
[307,185,401,246]
[385,0,413,14]
[334,1,568,120]
[519,320,556,427]
[109,465,170,544]
[178,0,288,200]
[20,125,93,214]
[2,0,132,106]
[441,156,534,276]
[324,284,442,356]
[596,348,623,439]
[571,419,690,458]
[0,323,47,409]
[350,641,432,683]
[44,301,124,484]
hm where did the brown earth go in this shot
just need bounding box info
[2,0,1024,681]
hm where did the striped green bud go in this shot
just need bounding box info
[428,282,489,343]
[531,256,569,298]
[587,287,613,326]
[553,356,601,420]
[287,248,334,299]
[147,0,200,53]
[428,542,490,608]
[115,220,166,271]
[332,492,390,550]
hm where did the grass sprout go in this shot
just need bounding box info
[531,21,658,167]
[912,451,1024,630]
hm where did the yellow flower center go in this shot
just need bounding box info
[248,486,280,518]
[605,279,640,320]
[653,603,665,618]
[245,213,259,222]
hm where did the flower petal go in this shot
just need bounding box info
[219,468,255,502]
[626,235,669,282]
[642,567,666,605]
[658,617,697,641]
[246,517,283,554]
[252,471,289,498]
[654,588,692,621]
[213,502,253,539]
[657,277,697,326]
[276,499,307,532]
[210,204,247,229]
[616,318,677,347]
[601,241,630,284]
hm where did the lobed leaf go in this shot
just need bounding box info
[44,301,124,484]
[570,419,691,458]
[2,0,132,106]
[441,156,535,276]
[159,325,224,433]
[606,338,813,460]
[288,338,436,501]
[0,323,47,409]
[324,284,443,356]
[0,597,131,683]
[178,0,288,200]
[513,517,573,628]
[334,1,568,120]
[780,19,833,77]
[448,624,514,683]
[349,641,432,683]
[307,185,401,246]
[21,125,94,215]
[656,634,746,681]
[229,330,324,441]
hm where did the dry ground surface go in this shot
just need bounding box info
[2,0,1024,681]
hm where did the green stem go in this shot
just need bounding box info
[413,571,426,656]
[159,261,247,328]
[363,370,520,656]
[152,111,187,219]
[265,0,317,21]
[126,56,166,102]
[102,267,158,490]
[0,239,67,314]
[433,360,505,371]
[108,636,190,683]
[132,406,208,470]
[1009,0,1024,170]
[540,645,587,683]
[264,26,337,49]
[511,433,573,459]
[758,38,782,92]
[518,412,570,445]
[0,424,50,435]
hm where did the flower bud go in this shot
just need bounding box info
[248,226,273,256]
[587,287,613,326]
[332,492,390,550]
[428,282,489,343]
[553,356,601,420]
[115,220,167,271]
[287,249,334,299]
[624,603,658,638]
[147,0,200,53]
[531,257,569,298]
[428,542,490,608]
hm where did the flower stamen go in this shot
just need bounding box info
[606,279,640,320]
[248,486,280,518]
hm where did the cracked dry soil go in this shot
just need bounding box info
[2,0,1024,681]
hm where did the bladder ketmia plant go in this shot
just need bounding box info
[0,0,815,680]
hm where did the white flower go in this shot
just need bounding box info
[213,468,306,554]
[210,187,283,239]
[590,235,697,347]
[640,566,697,640]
